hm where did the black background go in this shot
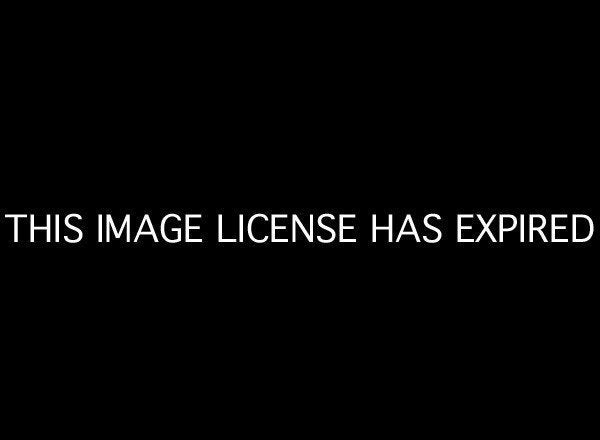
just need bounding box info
[1,6,597,434]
